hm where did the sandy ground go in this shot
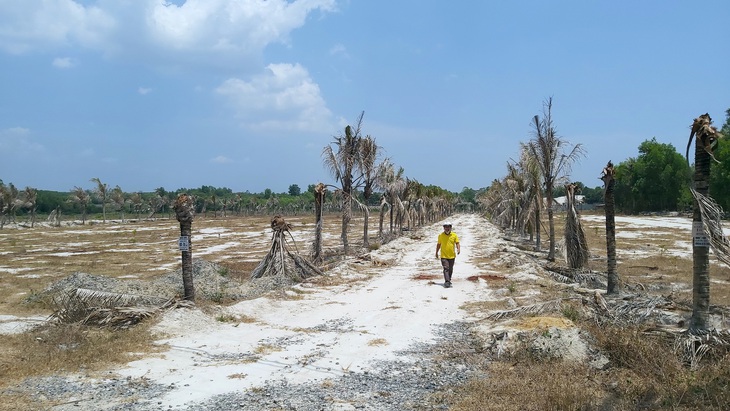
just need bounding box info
[114,213,505,408]
[6,211,727,409]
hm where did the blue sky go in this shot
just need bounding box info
[0,0,728,194]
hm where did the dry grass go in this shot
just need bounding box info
[0,321,162,409]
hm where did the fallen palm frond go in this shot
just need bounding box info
[483,299,566,321]
[606,296,669,325]
[49,288,177,327]
[543,264,606,289]
[72,288,169,306]
[690,187,730,268]
[674,329,730,369]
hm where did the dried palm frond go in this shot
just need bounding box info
[564,183,589,269]
[543,264,606,288]
[483,299,566,321]
[612,297,668,324]
[49,288,173,327]
[72,288,168,306]
[690,187,730,268]
[674,329,730,369]
[252,219,324,281]
[81,306,159,327]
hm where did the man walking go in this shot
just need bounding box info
[436,222,460,288]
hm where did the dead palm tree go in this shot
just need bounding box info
[601,161,619,294]
[0,181,7,228]
[686,113,723,331]
[173,193,195,301]
[110,185,127,222]
[21,187,37,228]
[377,158,407,236]
[130,192,144,221]
[311,183,326,264]
[90,178,108,223]
[1,183,19,227]
[322,112,365,254]
[252,215,323,280]
[526,97,585,261]
[69,186,91,224]
[359,135,381,248]
[519,143,544,250]
[564,183,589,269]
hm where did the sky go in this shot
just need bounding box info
[0,0,728,195]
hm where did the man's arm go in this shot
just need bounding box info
[456,241,461,255]
[435,243,441,258]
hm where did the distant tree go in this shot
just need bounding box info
[264,188,272,199]
[288,184,301,196]
[459,187,476,204]
[709,108,730,211]
[90,178,109,223]
[307,184,316,193]
[614,138,691,213]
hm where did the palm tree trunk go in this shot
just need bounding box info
[605,175,619,294]
[174,194,195,301]
[534,194,541,252]
[341,192,351,255]
[312,184,325,264]
[690,136,711,331]
[179,220,195,301]
[363,207,370,248]
[546,184,556,261]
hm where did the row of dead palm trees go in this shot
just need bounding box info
[322,111,455,255]
[481,101,729,334]
[0,182,37,228]
[479,98,585,263]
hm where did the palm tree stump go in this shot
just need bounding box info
[252,216,324,281]
[687,113,722,332]
[311,183,326,264]
[601,161,619,295]
[173,193,195,301]
[564,183,589,269]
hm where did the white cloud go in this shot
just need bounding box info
[147,0,336,53]
[211,155,232,164]
[216,63,333,133]
[52,57,76,68]
[0,1,336,68]
[329,43,348,57]
[138,87,152,95]
[0,0,115,54]
[0,127,44,152]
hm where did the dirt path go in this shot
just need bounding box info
[114,214,506,408]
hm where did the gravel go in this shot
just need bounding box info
[10,321,488,411]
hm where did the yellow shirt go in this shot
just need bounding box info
[438,232,460,259]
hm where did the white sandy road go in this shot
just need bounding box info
[117,214,504,408]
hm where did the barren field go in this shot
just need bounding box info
[1,211,730,410]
